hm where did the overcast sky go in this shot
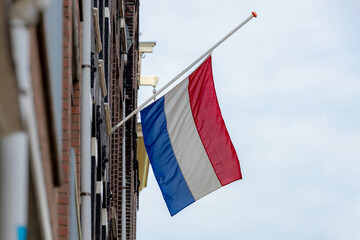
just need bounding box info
[136,1,360,239]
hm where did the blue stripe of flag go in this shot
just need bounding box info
[140,97,195,216]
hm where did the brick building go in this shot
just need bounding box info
[0,0,142,239]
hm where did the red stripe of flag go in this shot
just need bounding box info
[188,56,242,186]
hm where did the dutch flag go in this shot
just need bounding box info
[140,55,242,216]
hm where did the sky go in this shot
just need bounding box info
[136,1,360,239]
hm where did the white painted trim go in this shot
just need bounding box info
[91,137,98,166]
[104,7,110,18]
[11,22,53,240]
[96,181,102,195]
[101,208,107,226]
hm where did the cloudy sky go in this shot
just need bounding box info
[136,1,360,239]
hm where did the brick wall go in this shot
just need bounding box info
[27,0,140,239]
[109,0,124,235]
[125,1,140,237]
[110,0,140,239]
[0,0,145,239]
[59,0,82,239]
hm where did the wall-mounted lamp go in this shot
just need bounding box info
[139,76,159,87]
[139,42,156,54]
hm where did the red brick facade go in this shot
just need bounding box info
[0,0,140,239]
[59,0,82,238]
[110,1,140,239]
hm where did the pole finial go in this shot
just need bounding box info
[252,12,257,18]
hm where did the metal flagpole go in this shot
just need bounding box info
[111,11,257,133]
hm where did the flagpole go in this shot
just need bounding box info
[111,11,257,133]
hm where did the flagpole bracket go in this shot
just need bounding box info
[111,12,257,134]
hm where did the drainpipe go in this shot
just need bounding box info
[122,90,126,240]
[80,0,92,239]
[0,18,29,240]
